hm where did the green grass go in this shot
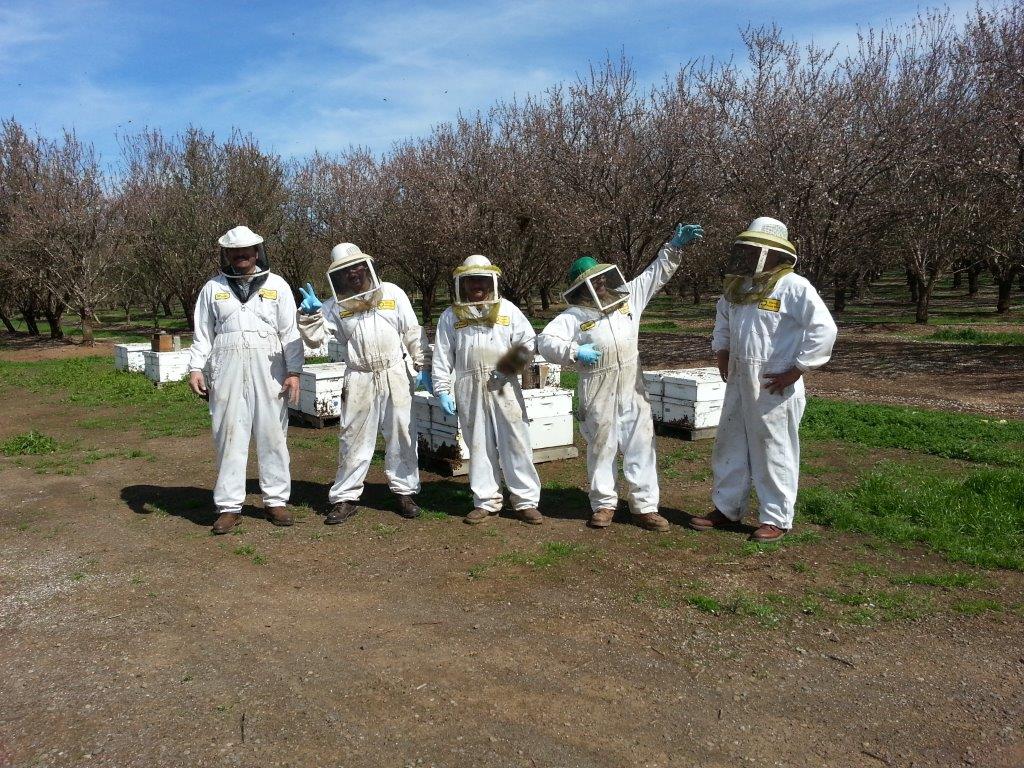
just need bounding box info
[800,462,1024,570]
[2,430,59,456]
[469,541,586,578]
[952,598,1004,615]
[928,328,1024,346]
[802,398,1024,468]
[639,320,679,333]
[0,356,211,438]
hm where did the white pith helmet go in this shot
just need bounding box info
[218,225,264,249]
[329,242,372,267]
[454,254,501,306]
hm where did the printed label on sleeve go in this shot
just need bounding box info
[214,291,230,301]
[259,288,278,300]
[619,302,631,315]
[758,298,781,312]
[580,320,597,331]
[496,315,510,326]
[377,299,397,310]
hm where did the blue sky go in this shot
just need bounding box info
[0,0,979,162]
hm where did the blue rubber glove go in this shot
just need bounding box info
[576,343,602,366]
[416,370,433,393]
[438,392,457,415]
[670,223,704,248]
[298,282,322,315]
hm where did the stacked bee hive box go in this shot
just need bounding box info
[291,362,348,427]
[113,343,151,373]
[642,367,726,439]
[413,385,577,476]
[142,350,192,385]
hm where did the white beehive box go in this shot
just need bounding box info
[143,350,191,384]
[648,394,664,421]
[297,362,347,419]
[327,338,346,363]
[662,398,723,429]
[662,367,725,401]
[114,342,150,373]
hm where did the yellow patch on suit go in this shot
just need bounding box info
[377,299,397,310]
[618,302,631,315]
[758,298,781,312]
[454,315,510,330]
[580,320,597,331]
[259,288,278,300]
[214,291,230,301]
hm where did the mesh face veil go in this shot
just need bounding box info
[455,273,499,306]
[721,217,797,304]
[563,264,629,313]
[327,257,381,306]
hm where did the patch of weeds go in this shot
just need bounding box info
[373,523,400,536]
[927,328,1024,346]
[290,504,314,521]
[801,463,828,478]
[250,552,267,565]
[687,595,721,614]
[33,456,79,475]
[952,598,1004,615]
[130,576,145,586]
[647,533,696,551]
[141,503,169,517]
[886,571,987,589]
[420,509,450,521]
[791,562,810,574]
[690,468,713,482]
[818,587,932,622]
[730,594,784,627]
[640,320,679,332]
[469,541,587,579]
[799,596,823,615]
[663,467,683,480]
[232,544,265,565]
[742,530,821,556]
[800,462,1024,570]
[2,430,59,456]
[309,531,330,541]
[70,571,86,581]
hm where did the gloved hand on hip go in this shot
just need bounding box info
[415,369,433,393]
[438,392,457,415]
[670,223,704,248]
[576,343,602,366]
[298,283,322,315]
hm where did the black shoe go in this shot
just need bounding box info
[396,495,421,519]
[325,501,358,525]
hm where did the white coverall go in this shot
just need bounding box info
[538,244,684,515]
[711,271,837,529]
[432,299,542,514]
[188,273,304,513]
[297,283,424,503]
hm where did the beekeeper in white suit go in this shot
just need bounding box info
[188,225,304,534]
[432,255,543,525]
[295,243,427,524]
[538,223,704,531]
[689,217,836,541]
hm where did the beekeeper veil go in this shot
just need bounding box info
[722,217,797,304]
[563,256,628,314]
[218,225,270,302]
[453,254,502,323]
[327,242,382,313]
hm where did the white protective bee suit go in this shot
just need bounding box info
[298,287,425,503]
[188,273,303,514]
[432,298,541,515]
[711,222,837,530]
[537,242,685,516]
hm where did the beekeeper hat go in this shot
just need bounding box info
[734,217,797,260]
[565,255,619,296]
[329,242,373,268]
[454,254,502,278]
[218,225,264,249]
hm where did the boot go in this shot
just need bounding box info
[211,511,241,535]
[396,495,421,519]
[689,509,739,532]
[464,507,494,525]
[513,507,543,525]
[588,507,615,528]
[265,506,293,527]
[750,524,786,542]
[325,501,358,525]
[631,511,670,532]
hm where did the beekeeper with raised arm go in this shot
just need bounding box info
[295,243,428,524]
[537,224,704,531]
[432,255,543,526]
[689,217,836,542]
[187,225,303,534]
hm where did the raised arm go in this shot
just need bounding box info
[628,224,704,313]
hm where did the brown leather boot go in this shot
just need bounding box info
[689,509,740,532]
[464,507,493,525]
[396,495,421,519]
[325,501,358,525]
[513,507,544,525]
[588,507,615,528]
[750,524,786,542]
[265,506,293,527]
[631,511,670,532]
[211,511,241,535]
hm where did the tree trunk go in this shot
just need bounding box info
[539,285,551,311]
[41,306,64,340]
[914,277,934,324]
[152,301,161,330]
[967,263,981,298]
[419,283,435,327]
[19,308,40,336]
[122,301,132,324]
[80,307,95,346]
[161,297,173,317]
[691,284,702,305]
[995,274,1015,314]
[832,279,847,314]
[0,309,16,333]
[951,270,962,290]
[906,269,919,304]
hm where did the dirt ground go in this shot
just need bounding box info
[1,335,1022,768]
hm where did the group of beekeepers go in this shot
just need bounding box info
[187,215,836,543]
